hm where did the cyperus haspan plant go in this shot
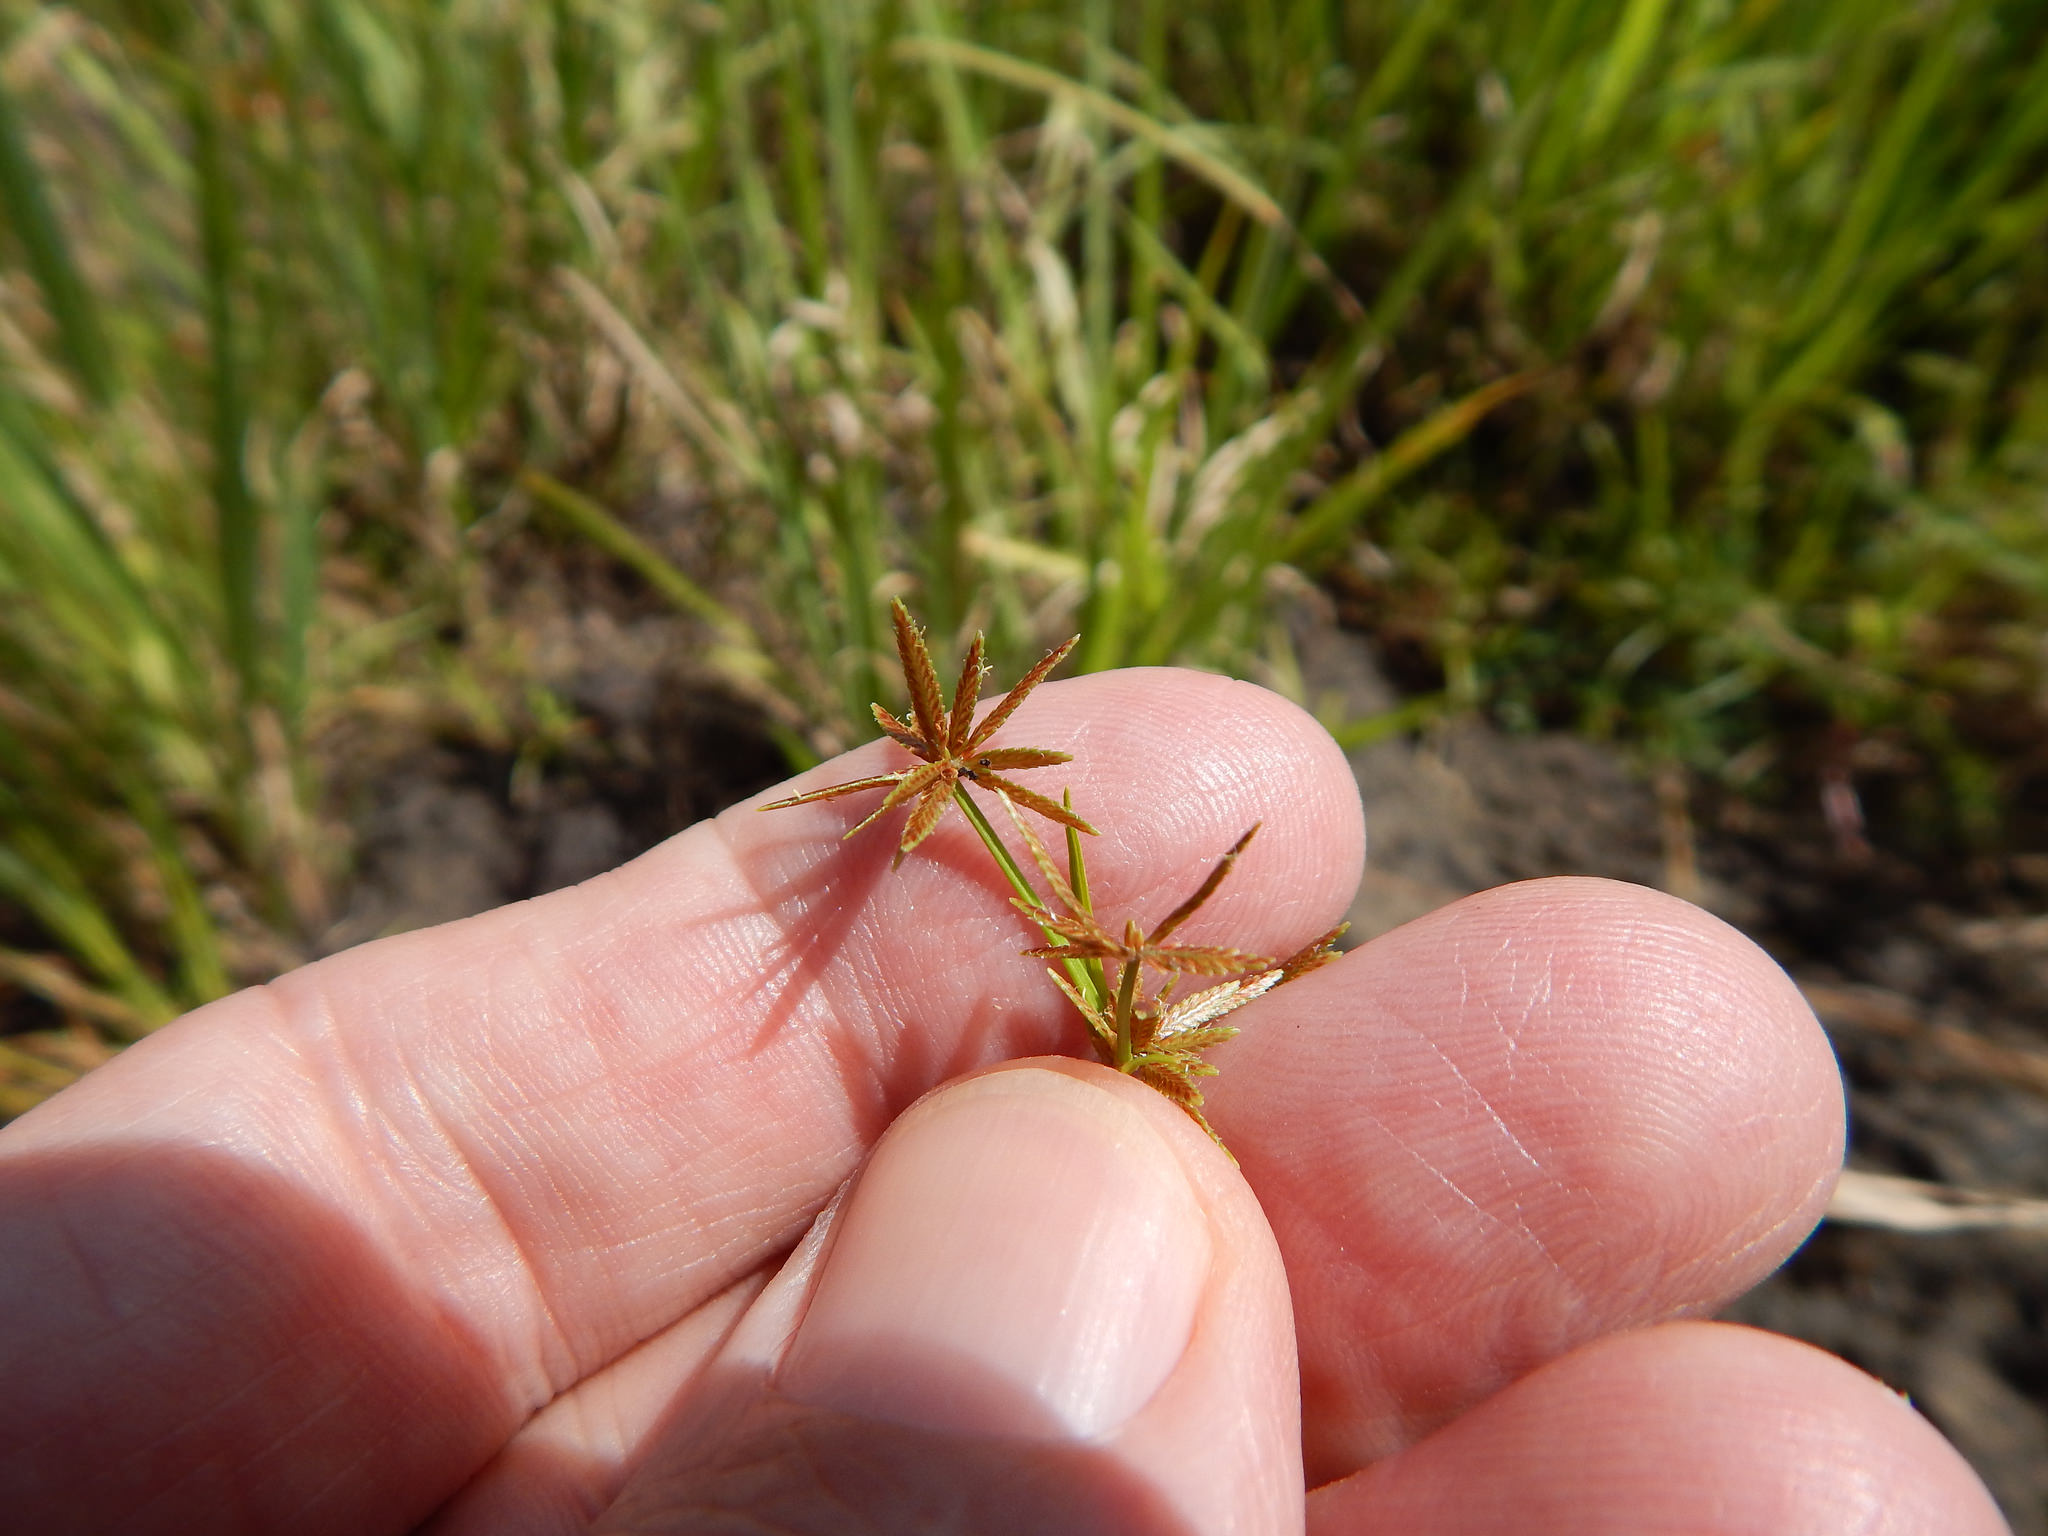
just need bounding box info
[765,601,1343,1147]
[760,602,1095,865]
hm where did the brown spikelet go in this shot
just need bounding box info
[761,600,1089,860]
[767,600,1336,1153]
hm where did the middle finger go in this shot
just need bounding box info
[1208,876,1843,1482]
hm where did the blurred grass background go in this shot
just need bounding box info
[2,0,2047,1113]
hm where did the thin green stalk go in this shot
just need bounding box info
[274,430,321,733]
[893,36,1286,229]
[1786,5,1964,340]
[125,776,230,1006]
[1063,793,1107,1005]
[1579,0,1672,150]
[1130,0,1167,379]
[519,468,753,638]
[1083,0,1115,467]
[772,1,830,288]
[814,0,879,345]
[0,390,168,670]
[0,838,177,1031]
[951,784,1041,908]
[0,71,114,406]
[1284,371,1542,565]
[951,786,1102,1010]
[1062,812,1091,906]
[190,82,261,708]
[1111,946,1142,1069]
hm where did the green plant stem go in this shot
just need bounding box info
[951,787,1103,1010]
[1112,952,1142,1070]
[191,83,261,709]
[1063,807,1108,1005]
[952,784,1038,904]
[0,73,113,406]
[520,469,747,635]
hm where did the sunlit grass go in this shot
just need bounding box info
[2,0,2046,1110]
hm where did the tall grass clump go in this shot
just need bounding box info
[2,0,2047,1106]
[1310,0,2048,844]
[0,0,579,1083]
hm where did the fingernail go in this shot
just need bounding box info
[777,1066,1210,1441]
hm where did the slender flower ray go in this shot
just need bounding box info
[995,790,1346,1149]
[763,601,1345,1147]
[761,600,1095,865]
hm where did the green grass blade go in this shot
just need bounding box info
[519,468,755,642]
[894,35,1285,229]
[1286,372,1543,565]
[189,83,262,707]
[1579,0,1673,148]
[0,836,177,1032]
[0,69,114,405]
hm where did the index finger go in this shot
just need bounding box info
[0,668,1365,1535]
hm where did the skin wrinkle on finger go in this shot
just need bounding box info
[595,1062,1301,1536]
[2,670,1362,1536]
[424,1275,769,1536]
[1409,1022,1571,1294]
[1359,1032,1583,1329]
[282,936,627,1401]
[1382,947,1587,1268]
[357,982,591,1393]
[1211,878,1845,1477]
[90,981,560,1409]
[268,815,889,1388]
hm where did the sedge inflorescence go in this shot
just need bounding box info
[763,600,1343,1148]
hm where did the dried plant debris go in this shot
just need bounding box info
[762,601,1344,1147]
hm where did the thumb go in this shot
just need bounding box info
[595,1059,1302,1536]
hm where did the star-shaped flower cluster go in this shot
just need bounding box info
[761,600,1095,864]
[761,598,1346,1147]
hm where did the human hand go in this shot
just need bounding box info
[0,671,2007,1534]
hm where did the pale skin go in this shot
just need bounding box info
[0,669,2011,1535]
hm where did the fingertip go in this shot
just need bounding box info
[1009,668,1366,940]
[1412,877,1848,1239]
[609,1059,1302,1536]
[778,1061,1214,1441]
[1309,1322,2009,1536]
[1219,876,1848,1471]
